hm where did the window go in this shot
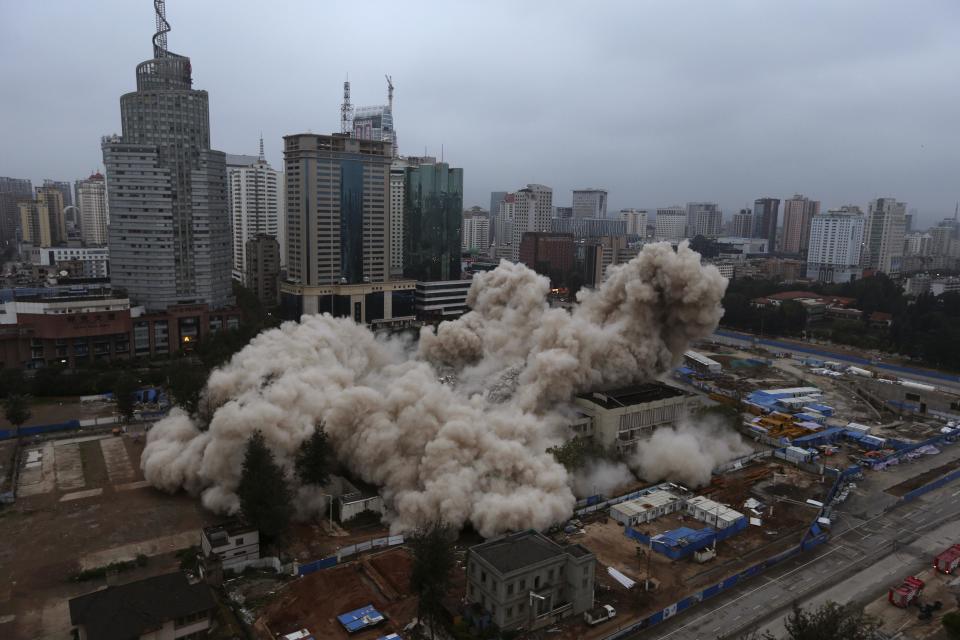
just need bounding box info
[506,606,513,619]
[547,568,554,582]
[481,570,486,585]
[235,537,244,545]
[519,578,526,590]
[534,575,540,589]
[506,582,514,596]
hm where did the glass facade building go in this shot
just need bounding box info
[403,163,463,282]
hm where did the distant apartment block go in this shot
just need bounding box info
[752,198,780,247]
[550,217,626,240]
[806,209,865,283]
[731,209,753,239]
[228,146,283,283]
[654,207,687,241]
[245,234,281,307]
[686,202,722,238]
[462,209,491,253]
[863,198,906,276]
[620,208,647,237]
[511,184,553,262]
[572,189,607,219]
[76,172,109,246]
[781,194,820,254]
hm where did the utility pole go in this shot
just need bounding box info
[340,78,353,135]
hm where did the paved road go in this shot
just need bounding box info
[712,329,960,392]
[629,453,960,639]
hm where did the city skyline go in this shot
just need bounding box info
[1,1,959,226]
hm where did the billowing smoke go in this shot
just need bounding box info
[629,416,752,488]
[141,242,726,537]
[571,461,636,499]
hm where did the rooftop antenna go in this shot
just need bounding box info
[258,133,265,162]
[341,77,353,135]
[955,201,958,221]
[153,0,170,58]
[385,75,394,111]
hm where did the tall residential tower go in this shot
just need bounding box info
[102,1,232,310]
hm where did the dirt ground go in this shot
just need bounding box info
[864,567,960,639]
[0,432,217,640]
[886,458,960,497]
[285,520,392,563]
[254,547,420,640]
[0,397,116,429]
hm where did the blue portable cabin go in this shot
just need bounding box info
[337,604,385,634]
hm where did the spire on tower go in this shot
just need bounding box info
[259,133,265,162]
[385,75,394,111]
[153,0,171,58]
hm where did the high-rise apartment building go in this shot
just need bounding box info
[102,5,232,311]
[19,187,66,247]
[553,206,574,219]
[403,161,463,282]
[572,189,607,219]
[388,156,437,277]
[620,209,647,237]
[77,172,109,246]
[511,184,553,261]
[43,179,73,209]
[904,232,932,257]
[245,234,280,307]
[863,198,906,275]
[281,133,415,324]
[551,217,626,239]
[489,191,507,244]
[654,207,687,241]
[806,209,865,283]
[686,202,722,238]
[462,209,490,253]
[752,198,781,247]
[493,194,516,259]
[228,143,283,284]
[518,232,574,285]
[0,177,33,246]
[731,209,753,238]
[780,194,820,254]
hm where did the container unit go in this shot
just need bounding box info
[846,422,872,435]
[685,496,746,530]
[860,435,887,451]
[806,403,834,416]
[783,446,813,463]
[650,526,715,560]
[935,544,960,574]
[609,490,683,526]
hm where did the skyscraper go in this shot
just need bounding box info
[403,161,464,281]
[511,185,553,261]
[863,198,906,275]
[281,133,415,324]
[351,77,398,157]
[0,177,33,246]
[77,172,109,246]
[780,194,820,254]
[228,139,283,283]
[731,209,753,238]
[806,209,865,283]
[654,207,687,241]
[246,233,281,307]
[686,202,722,238]
[489,191,507,244]
[493,194,516,259]
[102,2,232,311]
[752,197,780,247]
[572,189,607,219]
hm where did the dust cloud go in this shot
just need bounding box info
[141,242,726,536]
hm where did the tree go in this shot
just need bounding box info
[546,436,602,471]
[114,374,138,424]
[2,394,32,438]
[748,602,883,640]
[944,611,960,639]
[409,521,456,640]
[167,366,208,417]
[237,431,292,543]
[295,424,333,488]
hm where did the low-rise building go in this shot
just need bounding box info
[201,521,260,572]
[574,383,692,453]
[69,572,215,640]
[467,529,595,631]
[28,245,110,278]
[610,489,683,526]
[685,496,747,529]
[415,279,471,322]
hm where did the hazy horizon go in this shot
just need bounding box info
[1,1,958,227]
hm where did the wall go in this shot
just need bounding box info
[296,534,405,576]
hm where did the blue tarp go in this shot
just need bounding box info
[806,403,834,416]
[377,634,401,640]
[338,605,385,633]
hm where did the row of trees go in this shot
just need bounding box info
[721,274,960,371]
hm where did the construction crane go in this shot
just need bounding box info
[385,75,394,111]
[340,78,353,135]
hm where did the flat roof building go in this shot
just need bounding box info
[574,382,692,453]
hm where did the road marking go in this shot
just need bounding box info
[951,489,960,497]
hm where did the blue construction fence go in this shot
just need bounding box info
[901,468,960,503]
[0,419,82,440]
[626,517,749,560]
[297,534,405,576]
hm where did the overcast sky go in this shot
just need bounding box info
[1,1,958,225]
